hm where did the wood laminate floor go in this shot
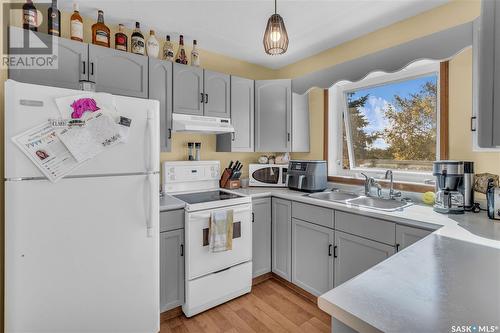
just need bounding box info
[161,278,331,333]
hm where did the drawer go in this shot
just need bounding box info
[335,211,395,245]
[160,209,184,232]
[292,201,334,229]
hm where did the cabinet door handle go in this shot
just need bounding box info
[180,244,184,257]
[90,62,94,76]
[200,93,204,103]
[205,93,208,104]
[82,61,86,75]
[287,132,290,142]
[168,128,172,139]
[333,245,338,258]
[328,244,333,256]
[232,132,236,141]
[252,212,254,223]
[396,243,400,252]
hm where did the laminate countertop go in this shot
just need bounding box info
[159,194,185,211]
[228,186,500,333]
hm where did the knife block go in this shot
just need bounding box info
[224,179,241,189]
[220,168,232,188]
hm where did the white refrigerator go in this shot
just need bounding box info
[4,80,160,333]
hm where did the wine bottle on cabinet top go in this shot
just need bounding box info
[115,24,128,51]
[163,35,174,61]
[70,3,83,42]
[23,0,38,31]
[91,10,110,47]
[47,0,61,36]
[131,22,145,55]
[146,30,160,58]
[175,35,188,65]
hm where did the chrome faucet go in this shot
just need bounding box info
[361,173,383,197]
[384,170,401,200]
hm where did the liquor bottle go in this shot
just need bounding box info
[70,3,83,42]
[131,22,145,55]
[191,39,200,67]
[91,10,110,47]
[23,0,38,31]
[163,35,174,61]
[114,24,128,51]
[47,0,61,36]
[175,35,188,65]
[146,30,160,58]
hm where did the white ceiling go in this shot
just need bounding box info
[58,0,450,69]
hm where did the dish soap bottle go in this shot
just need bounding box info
[146,30,160,58]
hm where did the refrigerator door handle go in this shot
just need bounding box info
[146,173,154,238]
[146,109,155,172]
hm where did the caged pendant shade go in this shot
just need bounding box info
[263,0,289,55]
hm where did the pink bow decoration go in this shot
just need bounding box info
[70,98,100,119]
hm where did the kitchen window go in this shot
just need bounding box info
[328,61,442,185]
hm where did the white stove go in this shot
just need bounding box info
[162,161,252,317]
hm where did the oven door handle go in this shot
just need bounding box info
[188,205,251,220]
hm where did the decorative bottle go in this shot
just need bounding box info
[175,35,188,65]
[146,30,160,58]
[23,0,38,31]
[191,39,200,67]
[114,24,128,51]
[47,0,61,36]
[70,3,83,42]
[131,22,145,55]
[162,35,174,61]
[91,10,110,47]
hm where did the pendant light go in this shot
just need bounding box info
[263,0,289,55]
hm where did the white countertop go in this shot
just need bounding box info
[159,194,185,211]
[228,186,500,332]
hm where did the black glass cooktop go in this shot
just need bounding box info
[173,190,241,205]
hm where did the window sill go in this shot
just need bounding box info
[328,175,434,193]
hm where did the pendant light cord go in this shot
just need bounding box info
[275,0,277,14]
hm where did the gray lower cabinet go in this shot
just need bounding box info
[272,198,292,281]
[334,231,395,287]
[173,63,204,115]
[216,76,254,152]
[149,59,173,152]
[204,70,230,118]
[88,45,148,98]
[396,225,432,251]
[8,28,87,90]
[255,79,292,152]
[160,228,185,313]
[291,218,334,296]
[252,197,272,278]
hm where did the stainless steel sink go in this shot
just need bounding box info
[347,196,412,211]
[308,191,360,202]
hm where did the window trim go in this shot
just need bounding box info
[324,61,449,191]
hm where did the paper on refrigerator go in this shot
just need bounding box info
[11,122,81,182]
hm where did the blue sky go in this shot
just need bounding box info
[348,75,437,149]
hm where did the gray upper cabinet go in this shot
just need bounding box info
[160,228,185,313]
[291,218,334,296]
[272,198,292,281]
[9,29,87,90]
[204,70,230,118]
[88,45,148,98]
[476,0,500,148]
[255,79,292,152]
[334,231,395,287]
[291,93,310,152]
[149,59,173,152]
[216,76,254,152]
[396,225,432,251]
[252,197,272,278]
[173,63,204,116]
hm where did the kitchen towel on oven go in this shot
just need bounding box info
[209,209,234,252]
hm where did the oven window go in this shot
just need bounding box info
[253,167,280,184]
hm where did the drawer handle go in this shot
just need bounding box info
[333,245,338,258]
[202,221,241,246]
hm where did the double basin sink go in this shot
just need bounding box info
[308,190,413,211]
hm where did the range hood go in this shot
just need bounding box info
[172,113,235,134]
